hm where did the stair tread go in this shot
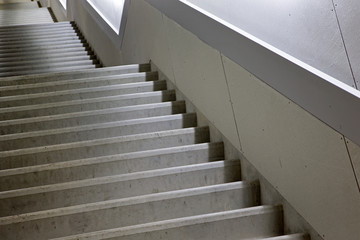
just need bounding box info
[0,113,195,142]
[0,181,252,225]
[50,206,282,240]
[0,72,159,96]
[0,90,175,116]
[0,126,209,158]
[0,142,224,177]
[0,64,150,83]
[0,80,163,102]
[0,160,239,199]
[0,65,98,78]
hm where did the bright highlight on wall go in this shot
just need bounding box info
[86,0,125,34]
[59,0,66,9]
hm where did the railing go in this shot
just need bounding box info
[146,0,360,146]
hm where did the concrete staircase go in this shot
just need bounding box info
[0,3,309,240]
[0,0,100,78]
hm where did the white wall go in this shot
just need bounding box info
[119,1,360,239]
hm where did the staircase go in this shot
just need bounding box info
[0,1,309,240]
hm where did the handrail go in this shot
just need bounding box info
[146,0,360,146]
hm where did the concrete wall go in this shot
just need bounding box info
[119,1,360,240]
[67,0,123,66]
[52,0,360,239]
[183,0,356,89]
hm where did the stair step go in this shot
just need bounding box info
[0,64,151,86]
[50,206,282,240]
[0,27,75,38]
[0,50,92,64]
[0,46,88,59]
[0,160,240,216]
[0,182,257,240]
[0,113,197,151]
[0,37,83,50]
[0,101,186,134]
[0,90,175,120]
[0,32,80,44]
[0,55,93,68]
[0,142,224,190]
[0,72,159,97]
[0,46,89,59]
[0,80,166,107]
[0,42,88,54]
[0,64,97,78]
[0,59,96,74]
[0,126,210,169]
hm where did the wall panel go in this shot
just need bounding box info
[185,0,355,88]
[333,0,360,88]
[223,54,360,240]
[164,15,240,148]
[121,0,175,83]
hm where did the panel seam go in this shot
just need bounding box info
[331,0,358,89]
[343,137,360,193]
[220,53,243,152]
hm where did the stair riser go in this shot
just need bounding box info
[0,143,224,191]
[97,209,282,240]
[0,127,210,169]
[0,102,186,135]
[0,81,164,106]
[0,91,175,120]
[0,163,240,216]
[0,64,151,86]
[1,187,256,240]
[0,114,197,151]
[0,73,158,97]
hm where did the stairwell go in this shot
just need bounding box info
[0,1,310,239]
